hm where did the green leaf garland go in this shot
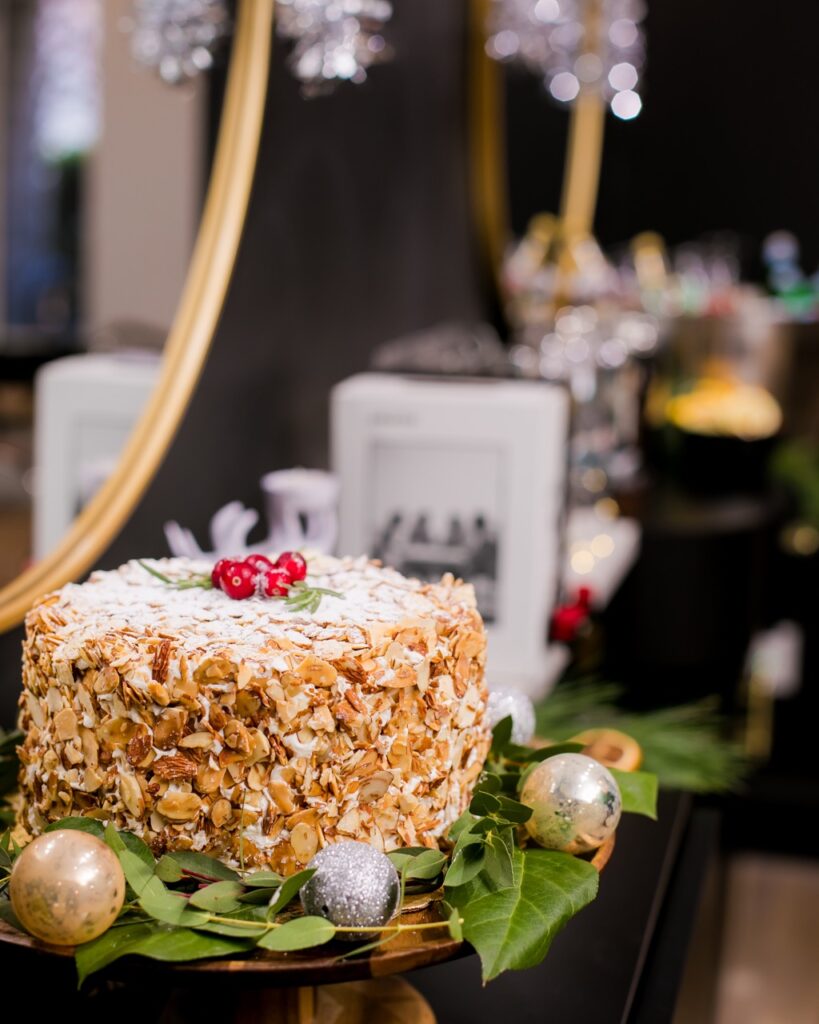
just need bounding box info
[0,715,658,986]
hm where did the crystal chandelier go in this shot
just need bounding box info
[275,0,394,96]
[126,0,231,85]
[486,0,646,120]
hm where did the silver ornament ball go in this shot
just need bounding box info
[486,687,536,745]
[300,840,400,940]
[520,753,622,854]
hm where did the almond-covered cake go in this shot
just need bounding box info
[17,555,490,874]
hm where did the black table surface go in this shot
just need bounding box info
[412,790,709,1024]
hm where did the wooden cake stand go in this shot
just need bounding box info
[0,836,614,1023]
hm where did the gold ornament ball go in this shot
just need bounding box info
[520,753,622,854]
[9,830,125,946]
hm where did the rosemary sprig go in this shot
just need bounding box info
[284,582,343,615]
[138,560,213,590]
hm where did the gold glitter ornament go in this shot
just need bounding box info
[9,830,125,945]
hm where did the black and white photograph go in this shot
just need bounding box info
[370,440,501,622]
[332,373,569,691]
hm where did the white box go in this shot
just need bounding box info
[33,352,160,558]
[331,373,569,697]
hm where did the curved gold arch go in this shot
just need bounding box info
[0,0,275,633]
[468,0,607,295]
[468,0,510,295]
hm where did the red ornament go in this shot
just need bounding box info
[220,561,258,600]
[260,567,291,597]
[550,588,594,643]
[211,558,232,588]
[275,551,307,583]
[244,553,275,573]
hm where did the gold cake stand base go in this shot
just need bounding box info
[160,977,435,1024]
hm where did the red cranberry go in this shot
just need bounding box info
[220,561,258,600]
[275,551,307,583]
[211,558,233,588]
[260,567,291,597]
[244,553,275,573]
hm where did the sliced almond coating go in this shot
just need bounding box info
[153,707,186,749]
[148,681,171,706]
[290,822,318,863]
[120,771,145,817]
[195,764,225,794]
[156,791,202,821]
[153,754,198,780]
[358,770,393,803]
[295,654,337,688]
[80,728,99,768]
[93,666,120,694]
[53,707,78,741]
[268,779,296,814]
[126,725,153,767]
[211,798,232,827]
[178,732,214,750]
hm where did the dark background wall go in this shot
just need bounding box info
[507,0,819,277]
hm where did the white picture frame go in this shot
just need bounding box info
[331,373,569,696]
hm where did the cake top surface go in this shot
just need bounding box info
[30,554,477,664]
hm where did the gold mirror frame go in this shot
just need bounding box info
[0,0,274,633]
[469,0,607,291]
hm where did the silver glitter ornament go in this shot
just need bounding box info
[486,687,536,745]
[520,752,621,854]
[300,840,400,939]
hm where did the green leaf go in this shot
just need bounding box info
[241,870,284,888]
[239,887,280,905]
[75,923,253,986]
[0,898,23,932]
[155,855,184,883]
[117,849,207,927]
[445,904,463,942]
[610,768,658,819]
[493,795,533,826]
[267,868,315,917]
[448,847,599,981]
[444,844,486,888]
[505,741,584,762]
[257,916,336,952]
[168,850,240,882]
[403,849,447,881]
[482,828,516,890]
[103,824,126,853]
[44,816,105,838]
[387,847,432,871]
[117,848,155,893]
[120,832,156,868]
[189,880,246,913]
[473,773,502,795]
[490,716,513,757]
[139,880,206,927]
[469,790,501,816]
[104,827,155,869]
[446,810,478,842]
